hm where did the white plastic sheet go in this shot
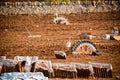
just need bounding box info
[52,63,77,72]
[89,62,112,72]
[70,62,94,74]
[0,72,48,80]
[35,60,53,72]
[0,56,6,60]
[14,56,38,64]
[14,56,38,72]
[0,59,17,67]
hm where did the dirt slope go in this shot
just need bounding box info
[0,12,120,80]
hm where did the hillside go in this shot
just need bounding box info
[0,12,120,80]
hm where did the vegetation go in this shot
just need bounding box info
[36,0,76,2]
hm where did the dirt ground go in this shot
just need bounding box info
[0,12,120,80]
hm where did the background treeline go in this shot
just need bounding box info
[0,0,115,2]
[36,0,77,2]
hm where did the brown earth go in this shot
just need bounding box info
[0,12,120,80]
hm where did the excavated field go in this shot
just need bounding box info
[0,12,120,80]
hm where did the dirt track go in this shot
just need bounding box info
[0,12,120,80]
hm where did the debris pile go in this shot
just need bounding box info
[53,13,69,25]
[102,27,120,40]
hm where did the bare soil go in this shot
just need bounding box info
[0,12,120,80]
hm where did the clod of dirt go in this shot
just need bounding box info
[4,29,8,32]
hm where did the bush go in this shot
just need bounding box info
[36,0,76,2]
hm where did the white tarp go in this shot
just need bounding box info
[0,59,17,68]
[89,62,112,72]
[14,56,38,72]
[14,56,38,64]
[0,56,6,60]
[0,72,48,80]
[70,62,94,75]
[35,60,53,73]
[52,63,77,72]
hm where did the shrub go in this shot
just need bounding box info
[36,0,76,2]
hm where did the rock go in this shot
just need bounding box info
[0,1,119,15]
[54,51,66,59]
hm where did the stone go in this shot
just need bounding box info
[0,1,119,15]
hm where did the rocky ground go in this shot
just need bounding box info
[0,12,120,80]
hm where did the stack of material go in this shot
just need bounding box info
[70,62,94,78]
[54,51,66,59]
[35,60,54,78]
[0,72,48,80]
[14,56,38,72]
[52,63,77,78]
[89,62,113,78]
